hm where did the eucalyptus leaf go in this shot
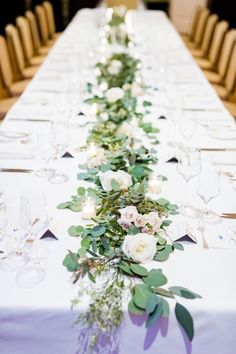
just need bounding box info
[143,269,167,287]
[133,284,152,309]
[146,300,163,328]
[146,294,158,315]
[77,187,86,196]
[128,298,145,315]
[169,286,201,299]
[63,253,79,272]
[91,225,106,237]
[130,263,148,277]
[175,303,194,341]
[57,202,71,210]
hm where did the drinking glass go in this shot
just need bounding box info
[48,120,70,184]
[35,132,56,177]
[179,110,197,142]
[14,190,49,288]
[177,147,201,217]
[0,203,7,241]
[197,163,221,223]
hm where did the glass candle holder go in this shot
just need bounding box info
[148,174,162,194]
[81,197,97,220]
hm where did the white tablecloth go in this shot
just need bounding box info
[1,9,236,354]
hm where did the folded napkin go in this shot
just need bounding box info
[62,151,74,158]
[206,223,236,249]
[169,221,197,243]
[40,229,58,240]
[0,144,36,159]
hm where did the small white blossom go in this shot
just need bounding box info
[105,87,124,103]
[122,233,157,263]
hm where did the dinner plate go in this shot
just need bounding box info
[207,128,236,140]
[0,130,30,139]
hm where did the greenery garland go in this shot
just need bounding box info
[59,8,201,352]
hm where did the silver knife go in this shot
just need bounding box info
[0,168,33,173]
[9,118,51,122]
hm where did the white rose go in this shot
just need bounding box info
[118,206,138,223]
[122,233,157,263]
[107,60,123,75]
[87,149,107,168]
[116,122,133,138]
[143,212,162,233]
[100,170,132,191]
[134,214,148,228]
[131,82,143,97]
[105,87,124,103]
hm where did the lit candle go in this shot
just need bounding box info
[148,174,162,194]
[90,103,98,119]
[81,197,96,220]
[87,142,98,158]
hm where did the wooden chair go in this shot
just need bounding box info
[25,10,50,56]
[42,1,61,40]
[203,30,236,84]
[5,24,39,80]
[195,20,229,70]
[181,6,202,43]
[191,14,218,58]
[16,16,45,67]
[0,70,18,120]
[0,35,30,96]
[212,43,236,100]
[35,5,54,47]
[186,8,210,50]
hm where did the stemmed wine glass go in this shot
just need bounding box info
[15,190,49,288]
[0,202,7,241]
[177,147,201,217]
[179,110,197,143]
[48,120,70,184]
[197,161,221,223]
[35,131,56,178]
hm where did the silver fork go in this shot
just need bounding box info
[197,214,209,249]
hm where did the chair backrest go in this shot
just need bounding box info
[189,6,202,39]
[43,1,56,37]
[225,43,236,94]
[5,24,26,77]
[35,5,49,45]
[193,8,210,46]
[0,35,14,89]
[25,10,41,54]
[208,21,229,66]
[16,16,34,65]
[218,30,236,80]
[200,13,218,55]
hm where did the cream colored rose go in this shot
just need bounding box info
[131,82,143,97]
[87,149,107,168]
[144,212,162,233]
[134,214,148,228]
[122,233,157,263]
[100,170,132,191]
[107,60,123,75]
[105,87,124,103]
[116,122,133,138]
[118,206,138,223]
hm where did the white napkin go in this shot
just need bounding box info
[0,144,36,159]
[206,223,236,249]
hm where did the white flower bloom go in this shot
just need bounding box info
[134,214,148,228]
[87,149,107,168]
[105,87,124,103]
[100,170,132,191]
[145,212,162,233]
[131,82,143,97]
[117,218,132,230]
[122,233,157,263]
[107,60,123,75]
[116,122,133,138]
[118,206,138,223]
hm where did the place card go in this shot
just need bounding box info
[166,157,178,163]
[62,151,74,158]
[40,229,58,240]
[169,221,197,244]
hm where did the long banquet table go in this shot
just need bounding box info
[1,8,236,354]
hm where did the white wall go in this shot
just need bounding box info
[169,0,207,34]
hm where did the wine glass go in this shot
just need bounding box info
[48,120,70,184]
[0,203,7,241]
[197,162,221,223]
[177,147,201,217]
[35,131,56,178]
[179,110,197,142]
[15,190,49,288]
